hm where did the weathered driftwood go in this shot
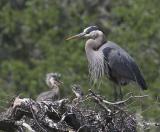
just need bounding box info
[0,89,158,132]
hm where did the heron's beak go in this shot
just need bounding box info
[49,78,56,88]
[57,80,63,85]
[66,32,86,40]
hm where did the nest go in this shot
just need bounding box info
[0,89,144,132]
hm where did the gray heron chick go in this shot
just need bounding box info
[36,72,61,102]
[72,84,84,99]
[72,84,84,105]
[67,26,147,97]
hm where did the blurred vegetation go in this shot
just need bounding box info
[0,0,159,129]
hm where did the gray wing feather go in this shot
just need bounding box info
[101,41,134,79]
[108,49,135,80]
[102,41,147,89]
[36,90,59,101]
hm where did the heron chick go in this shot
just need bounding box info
[67,26,147,99]
[36,72,61,102]
[72,84,84,99]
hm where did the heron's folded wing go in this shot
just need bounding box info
[103,47,147,89]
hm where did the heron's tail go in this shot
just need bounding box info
[136,75,147,90]
[130,62,148,90]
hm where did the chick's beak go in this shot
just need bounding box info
[49,78,56,87]
[66,32,86,40]
[56,80,63,86]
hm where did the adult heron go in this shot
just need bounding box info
[67,26,147,99]
[36,72,61,102]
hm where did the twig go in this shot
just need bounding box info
[89,89,148,105]
[88,89,111,115]
[88,89,135,119]
[103,95,149,105]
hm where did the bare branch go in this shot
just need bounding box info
[88,89,148,105]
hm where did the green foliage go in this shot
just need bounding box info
[0,0,159,128]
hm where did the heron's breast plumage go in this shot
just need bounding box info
[85,40,105,82]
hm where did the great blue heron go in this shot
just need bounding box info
[36,72,61,102]
[67,26,147,99]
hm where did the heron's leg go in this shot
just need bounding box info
[113,85,118,101]
[119,86,123,100]
[90,83,98,110]
[117,85,124,130]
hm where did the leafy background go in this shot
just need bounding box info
[0,0,159,130]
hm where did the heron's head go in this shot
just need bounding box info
[72,84,81,92]
[71,84,84,97]
[45,72,62,89]
[66,26,103,40]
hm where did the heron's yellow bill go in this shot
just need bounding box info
[66,35,79,40]
[66,32,86,40]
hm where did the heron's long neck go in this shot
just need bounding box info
[51,86,59,93]
[85,36,105,81]
[85,35,105,56]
